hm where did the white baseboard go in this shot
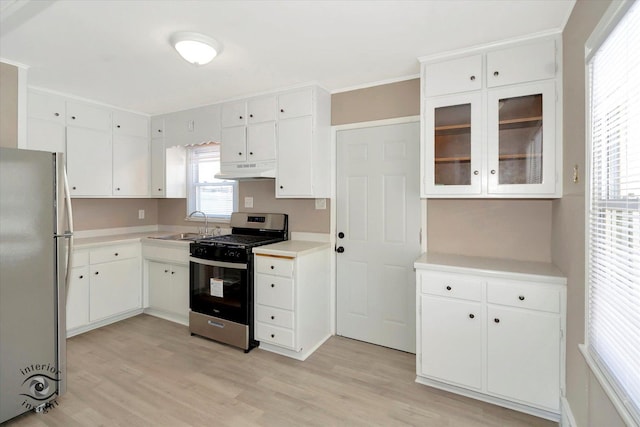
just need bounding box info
[66,308,143,338]
[561,397,577,427]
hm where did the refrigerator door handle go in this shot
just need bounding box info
[63,165,74,288]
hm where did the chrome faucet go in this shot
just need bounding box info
[188,210,209,236]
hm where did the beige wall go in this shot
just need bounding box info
[156,187,330,235]
[428,199,552,262]
[332,79,420,125]
[0,62,19,148]
[72,199,159,231]
[555,1,625,426]
[239,180,330,234]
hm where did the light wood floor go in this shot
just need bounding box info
[6,314,556,426]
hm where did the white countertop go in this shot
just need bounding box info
[74,232,192,249]
[414,252,566,285]
[253,240,331,257]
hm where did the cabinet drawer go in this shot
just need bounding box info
[487,282,560,313]
[255,255,294,277]
[90,244,139,264]
[72,250,89,267]
[420,272,483,302]
[256,322,295,349]
[256,275,294,310]
[256,305,294,329]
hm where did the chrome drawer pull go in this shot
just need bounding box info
[207,320,224,328]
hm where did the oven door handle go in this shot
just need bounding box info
[189,257,248,270]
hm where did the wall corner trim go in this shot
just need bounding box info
[561,397,578,427]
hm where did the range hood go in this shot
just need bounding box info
[215,160,276,180]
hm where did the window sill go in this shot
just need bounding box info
[579,344,639,426]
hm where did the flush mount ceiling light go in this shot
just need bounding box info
[170,32,222,66]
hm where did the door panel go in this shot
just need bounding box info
[336,121,421,353]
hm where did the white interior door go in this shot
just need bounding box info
[336,121,421,353]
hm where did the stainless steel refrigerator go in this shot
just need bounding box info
[0,147,73,423]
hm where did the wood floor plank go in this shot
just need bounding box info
[4,314,557,426]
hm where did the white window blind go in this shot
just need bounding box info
[587,1,640,423]
[186,143,237,219]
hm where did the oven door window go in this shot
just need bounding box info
[190,262,248,324]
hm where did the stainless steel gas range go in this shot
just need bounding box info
[188,212,288,352]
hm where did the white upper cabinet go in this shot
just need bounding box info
[248,96,277,124]
[420,35,562,198]
[424,55,482,97]
[113,134,149,196]
[221,100,247,127]
[113,110,149,138]
[163,105,221,147]
[66,126,113,196]
[276,87,331,198]
[220,95,277,167]
[66,100,111,131]
[486,39,556,88]
[278,88,313,119]
[26,90,67,154]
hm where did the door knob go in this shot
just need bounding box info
[338,232,345,239]
[336,246,345,253]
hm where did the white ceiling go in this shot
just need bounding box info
[0,0,575,115]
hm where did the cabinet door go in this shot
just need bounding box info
[423,55,483,96]
[66,265,89,331]
[247,96,276,124]
[220,126,247,163]
[113,134,149,196]
[165,146,187,198]
[486,81,557,196]
[171,264,189,318]
[89,257,141,321]
[66,101,111,131]
[66,126,112,196]
[191,104,221,144]
[420,295,482,390]
[276,116,314,197]
[113,111,149,138]
[151,117,165,137]
[148,261,173,312]
[163,111,190,147]
[278,88,313,119]
[27,119,66,154]
[28,91,66,122]
[221,101,247,127]
[487,39,556,88]
[247,122,276,162]
[150,138,165,197]
[423,92,483,196]
[487,305,560,410]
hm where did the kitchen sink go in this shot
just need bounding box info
[149,232,202,241]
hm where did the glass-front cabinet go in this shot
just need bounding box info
[487,81,556,196]
[423,92,482,196]
[422,81,557,198]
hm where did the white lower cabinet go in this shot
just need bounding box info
[66,265,89,330]
[420,295,482,390]
[66,242,142,336]
[89,257,140,322]
[147,261,189,321]
[253,241,331,361]
[142,241,190,325]
[415,253,566,421]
